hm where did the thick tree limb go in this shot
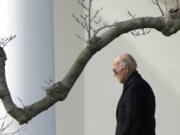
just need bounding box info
[128,10,151,36]
[0,8,180,125]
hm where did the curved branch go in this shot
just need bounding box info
[96,11,180,50]
[0,8,180,125]
[151,0,165,16]
[0,46,95,124]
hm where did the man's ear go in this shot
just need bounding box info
[124,65,129,73]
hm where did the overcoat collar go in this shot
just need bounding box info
[123,71,141,91]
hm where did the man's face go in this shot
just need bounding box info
[113,61,128,83]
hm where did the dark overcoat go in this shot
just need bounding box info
[115,71,156,135]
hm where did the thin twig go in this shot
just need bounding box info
[88,0,93,40]
[76,33,87,43]
[164,0,168,14]
[82,0,85,4]
[0,35,16,48]
[90,26,96,36]
[94,24,115,35]
[5,124,27,135]
[0,114,27,135]
[131,28,151,36]
[94,16,102,25]
[41,79,54,92]
[0,114,7,132]
[0,115,7,121]
[176,0,179,7]
[91,7,104,21]
[1,120,13,133]
[17,97,25,108]
[77,0,88,11]
[151,0,164,16]
[74,0,114,39]
[80,14,88,28]
[72,14,88,31]
[44,79,53,85]
[131,31,139,36]
[128,10,136,19]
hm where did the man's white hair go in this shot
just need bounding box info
[119,54,137,70]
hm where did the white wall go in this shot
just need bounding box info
[85,0,180,135]
[53,0,85,135]
[0,0,56,135]
[54,0,180,135]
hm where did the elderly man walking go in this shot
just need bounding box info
[113,54,156,135]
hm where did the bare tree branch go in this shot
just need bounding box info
[164,0,168,14]
[128,10,140,35]
[88,0,93,40]
[17,97,25,108]
[0,115,7,131]
[82,0,85,4]
[127,10,136,19]
[169,6,179,13]
[80,14,88,28]
[74,0,114,40]
[77,0,89,11]
[131,28,151,36]
[1,1,180,125]
[72,14,88,31]
[94,24,115,36]
[151,0,165,16]
[128,10,151,36]
[0,35,16,48]
[1,120,14,133]
[94,16,102,25]
[0,114,26,135]
[41,79,54,93]
[91,7,104,22]
[76,33,87,43]
[4,124,26,135]
[176,0,179,7]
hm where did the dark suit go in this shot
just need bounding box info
[115,71,156,135]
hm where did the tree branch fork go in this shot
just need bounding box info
[0,7,180,125]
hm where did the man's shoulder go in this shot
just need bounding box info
[132,77,152,91]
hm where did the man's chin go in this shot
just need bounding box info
[119,80,123,84]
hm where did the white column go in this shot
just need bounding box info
[0,0,56,135]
